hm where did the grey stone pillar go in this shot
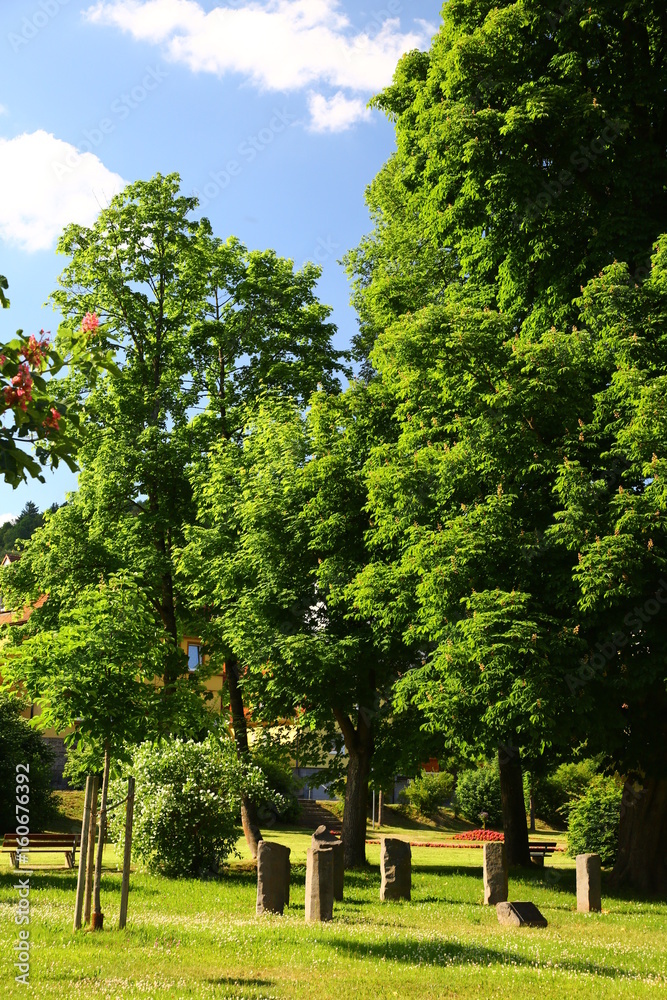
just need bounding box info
[576,853,602,913]
[305,846,334,922]
[256,841,291,916]
[483,842,508,905]
[312,824,344,901]
[380,837,411,901]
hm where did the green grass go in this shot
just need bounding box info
[1,828,665,999]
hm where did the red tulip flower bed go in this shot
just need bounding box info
[453,830,504,842]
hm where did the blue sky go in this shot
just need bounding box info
[0,0,440,519]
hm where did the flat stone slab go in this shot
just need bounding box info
[496,901,548,928]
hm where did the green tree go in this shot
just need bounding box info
[0,576,175,924]
[346,0,667,875]
[182,388,426,867]
[6,172,346,858]
[546,249,667,891]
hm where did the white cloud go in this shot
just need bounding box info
[0,105,8,117]
[84,0,432,128]
[0,130,125,252]
[0,514,17,526]
[308,91,371,133]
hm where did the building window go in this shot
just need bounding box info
[187,643,201,672]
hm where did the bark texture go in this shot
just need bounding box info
[612,777,667,895]
[335,708,373,868]
[498,744,531,867]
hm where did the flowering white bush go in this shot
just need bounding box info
[109,734,276,877]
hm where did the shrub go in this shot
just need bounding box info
[455,764,502,827]
[400,770,455,815]
[567,775,622,866]
[253,752,301,824]
[0,693,55,832]
[532,760,599,827]
[108,734,276,877]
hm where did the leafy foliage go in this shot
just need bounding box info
[344,3,667,883]
[108,733,275,877]
[0,502,59,561]
[181,389,427,863]
[0,693,55,832]
[531,760,600,827]
[567,775,623,866]
[0,576,202,773]
[400,770,455,815]
[456,764,503,827]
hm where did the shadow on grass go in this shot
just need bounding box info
[0,872,78,892]
[323,936,635,980]
[206,977,273,988]
[0,871,161,900]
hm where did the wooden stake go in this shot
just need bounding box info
[118,776,135,930]
[84,775,99,925]
[73,776,94,932]
[91,745,110,930]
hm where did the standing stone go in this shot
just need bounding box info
[380,837,411,901]
[576,853,602,913]
[305,846,334,922]
[256,841,291,916]
[312,825,344,901]
[483,842,508,905]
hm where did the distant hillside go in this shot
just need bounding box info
[0,501,58,560]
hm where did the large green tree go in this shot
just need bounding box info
[346,0,667,874]
[181,388,429,867]
[545,248,667,892]
[5,172,346,857]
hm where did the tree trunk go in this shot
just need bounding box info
[335,708,373,868]
[611,777,667,894]
[378,789,385,827]
[529,786,536,832]
[91,745,111,930]
[498,744,531,867]
[226,658,263,859]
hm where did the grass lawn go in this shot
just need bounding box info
[1,821,665,1000]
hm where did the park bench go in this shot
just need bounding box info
[2,833,81,869]
[529,840,558,866]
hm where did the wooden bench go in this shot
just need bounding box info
[2,834,81,869]
[529,840,558,866]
